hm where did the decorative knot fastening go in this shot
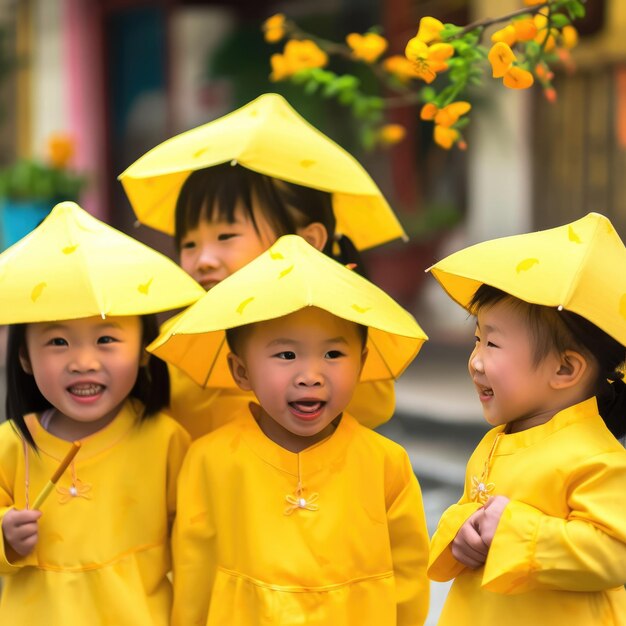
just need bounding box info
[284,484,319,515]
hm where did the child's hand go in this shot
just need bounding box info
[451,509,489,569]
[477,495,510,547]
[2,508,42,558]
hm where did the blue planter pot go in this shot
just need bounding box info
[0,198,53,250]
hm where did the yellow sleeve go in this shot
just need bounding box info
[0,433,36,575]
[166,425,191,532]
[483,452,626,594]
[427,501,483,582]
[171,444,216,626]
[387,451,431,626]
[347,379,395,429]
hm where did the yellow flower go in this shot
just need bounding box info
[378,124,406,145]
[270,53,291,81]
[561,25,579,49]
[533,14,558,51]
[285,39,328,71]
[434,101,471,127]
[434,125,459,150]
[491,24,517,47]
[263,13,286,43]
[420,102,471,128]
[270,39,329,81]
[346,32,388,63]
[513,18,538,42]
[488,42,516,78]
[420,103,438,120]
[503,66,534,89]
[415,16,445,44]
[47,132,75,169]
[405,37,454,84]
[383,55,419,82]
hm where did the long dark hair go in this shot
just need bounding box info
[174,163,366,274]
[5,314,169,449]
[469,284,626,438]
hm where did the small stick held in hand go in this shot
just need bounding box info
[31,441,81,510]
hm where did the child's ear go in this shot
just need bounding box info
[227,352,252,391]
[19,346,33,375]
[296,222,328,251]
[551,350,588,389]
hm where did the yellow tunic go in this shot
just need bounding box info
[0,401,190,625]
[172,411,430,626]
[168,364,396,440]
[428,397,626,625]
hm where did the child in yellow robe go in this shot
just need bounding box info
[119,93,405,439]
[0,202,203,625]
[426,213,626,625]
[149,234,431,626]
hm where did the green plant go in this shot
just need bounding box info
[0,134,87,201]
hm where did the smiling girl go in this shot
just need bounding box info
[0,202,202,625]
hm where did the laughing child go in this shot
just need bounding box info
[149,234,431,626]
[427,213,626,625]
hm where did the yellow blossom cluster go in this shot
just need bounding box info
[48,132,76,169]
[346,32,388,63]
[270,39,328,81]
[404,17,454,85]
[488,42,534,89]
[421,102,471,150]
[262,2,585,152]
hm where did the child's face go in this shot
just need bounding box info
[228,307,367,451]
[179,202,277,290]
[21,316,144,438]
[468,299,563,432]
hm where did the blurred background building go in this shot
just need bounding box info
[0,0,624,621]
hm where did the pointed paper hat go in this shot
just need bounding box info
[148,234,427,387]
[428,212,626,345]
[0,201,205,324]
[118,93,406,250]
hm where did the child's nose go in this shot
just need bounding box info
[196,245,220,270]
[468,348,484,374]
[295,364,323,387]
[69,350,101,373]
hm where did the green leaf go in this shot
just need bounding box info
[454,116,471,129]
[571,1,586,18]
[420,86,437,102]
[550,13,571,28]
[338,90,356,105]
[304,79,319,94]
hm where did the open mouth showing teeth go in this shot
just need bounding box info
[481,388,494,397]
[68,384,104,397]
[290,401,325,414]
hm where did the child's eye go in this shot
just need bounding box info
[486,341,498,348]
[97,336,118,345]
[275,351,296,360]
[48,337,68,347]
[325,350,344,359]
[217,233,238,241]
[180,240,196,250]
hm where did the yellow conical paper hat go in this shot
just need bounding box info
[428,212,626,346]
[118,93,406,250]
[148,234,427,387]
[0,201,205,324]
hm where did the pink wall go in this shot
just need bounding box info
[62,0,108,220]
